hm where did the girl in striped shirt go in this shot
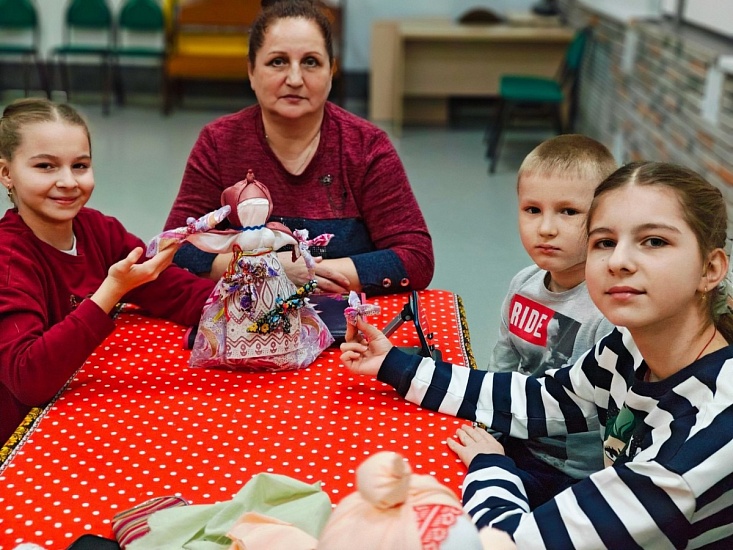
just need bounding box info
[341,161,733,548]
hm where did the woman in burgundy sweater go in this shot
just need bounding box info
[164,0,434,297]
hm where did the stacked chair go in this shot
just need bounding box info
[0,0,51,99]
[113,0,167,109]
[52,0,114,114]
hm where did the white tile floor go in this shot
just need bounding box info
[3,96,555,367]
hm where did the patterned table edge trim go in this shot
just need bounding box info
[0,407,43,468]
[0,363,83,471]
[455,294,477,371]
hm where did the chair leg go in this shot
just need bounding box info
[36,58,52,99]
[551,104,564,135]
[488,100,511,174]
[22,54,31,97]
[158,64,166,115]
[174,78,184,108]
[485,99,503,158]
[58,57,71,102]
[163,74,174,115]
[113,58,126,107]
[483,99,498,144]
[101,55,112,116]
[567,98,578,133]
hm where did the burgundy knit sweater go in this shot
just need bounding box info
[164,102,434,295]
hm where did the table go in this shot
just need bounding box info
[369,18,574,133]
[0,290,475,549]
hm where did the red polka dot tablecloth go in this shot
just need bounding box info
[0,290,475,549]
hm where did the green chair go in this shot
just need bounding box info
[0,0,51,99]
[485,27,591,173]
[52,0,114,114]
[113,0,167,108]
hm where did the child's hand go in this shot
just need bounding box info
[339,317,393,376]
[447,424,505,467]
[108,246,175,289]
[91,247,176,314]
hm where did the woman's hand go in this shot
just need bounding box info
[278,252,353,293]
[91,247,176,314]
[447,424,505,467]
[340,317,393,376]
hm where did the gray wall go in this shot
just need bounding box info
[560,0,733,233]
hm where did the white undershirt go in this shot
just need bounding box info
[61,234,77,256]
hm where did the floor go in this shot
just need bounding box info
[2,94,552,367]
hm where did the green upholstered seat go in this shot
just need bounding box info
[499,76,564,103]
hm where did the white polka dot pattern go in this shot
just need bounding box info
[0,291,471,549]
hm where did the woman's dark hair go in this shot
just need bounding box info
[588,161,733,341]
[249,0,333,66]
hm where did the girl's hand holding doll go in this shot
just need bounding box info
[340,318,393,376]
[91,246,177,314]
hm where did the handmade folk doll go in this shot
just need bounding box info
[148,170,333,371]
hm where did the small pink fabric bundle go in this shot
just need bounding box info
[343,290,381,326]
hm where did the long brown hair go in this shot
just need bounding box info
[588,161,733,342]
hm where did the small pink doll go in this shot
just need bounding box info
[344,290,381,326]
[149,170,333,371]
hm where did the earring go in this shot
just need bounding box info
[5,186,11,199]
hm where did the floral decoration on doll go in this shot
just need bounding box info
[247,280,318,334]
[344,290,381,326]
[245,229,333,335]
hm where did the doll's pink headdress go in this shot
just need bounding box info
[221,170,273,228]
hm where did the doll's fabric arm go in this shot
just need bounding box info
[186,205,231,233]
[185,232,241,255]
[270,230,298,251]
[147,206,231,257]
